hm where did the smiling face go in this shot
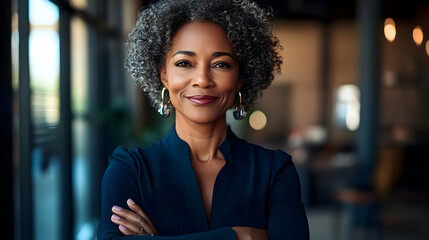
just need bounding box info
[160,21,241,124]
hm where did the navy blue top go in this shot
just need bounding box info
[98,125,309,240]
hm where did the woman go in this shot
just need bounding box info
[98,0,309,239]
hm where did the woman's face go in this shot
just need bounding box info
[160,21,241,124]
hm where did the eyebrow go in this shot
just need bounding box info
[172,50,234,59]
[212,52,234,59]
[172,50,196,57]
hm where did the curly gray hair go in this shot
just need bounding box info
[125,0,282,111]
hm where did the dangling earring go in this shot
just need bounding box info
[158,87,172,117]
[233,91,247,120]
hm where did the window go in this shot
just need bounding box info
[12,0,135,239]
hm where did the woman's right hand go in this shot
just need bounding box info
[232,227,268,240]
[111,198,158,236]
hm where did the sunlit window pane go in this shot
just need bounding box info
[29,29,60,125]
[29,0,59,25]
[71,17,89,114]
[29,29,60,86]
[71,15,95,240]
[29,1,61,240]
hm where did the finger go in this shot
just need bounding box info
[127,199,158,235]
[119,224,139,236]
[112,205,134,220]
[111,206,151,233]
[111,214,147,235]
[112,205,141,222]
[112,205,154,235]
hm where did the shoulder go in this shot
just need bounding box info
[110,145,140,161]
[108,146,142,174]
[108,139,168,169]
[232,138,298,190]
[234,137,292,168]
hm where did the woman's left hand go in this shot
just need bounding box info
[111,198,159,236]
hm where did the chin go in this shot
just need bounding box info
[190,113,225,124]
[177,108,227,125]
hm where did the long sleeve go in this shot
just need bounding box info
[97,146,237,240]
[267,150,310,240]
[102,227,236,240]
[98,126,310,240]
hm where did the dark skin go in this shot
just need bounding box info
[111,21,268,240]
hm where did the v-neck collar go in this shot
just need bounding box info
[162,124,235,230]
[163,124,234,161]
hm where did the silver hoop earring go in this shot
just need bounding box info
[158,87,172,118]
[233,91,247,120]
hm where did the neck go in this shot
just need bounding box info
[175,114,227,164]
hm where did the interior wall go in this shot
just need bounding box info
[273,20,323,132]
[328,20,359,145]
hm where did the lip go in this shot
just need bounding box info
[186,95,219,105]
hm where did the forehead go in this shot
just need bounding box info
[168,21,234,55]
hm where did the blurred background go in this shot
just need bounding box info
[1,0,428,239]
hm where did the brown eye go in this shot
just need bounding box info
[175,60,192,67]
[213,62,231,69]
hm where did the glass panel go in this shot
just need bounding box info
[71,17,88,115]
[29,0,61,240]
[11,4,20,239]
[29,29,60,124]
[71,16,96,240]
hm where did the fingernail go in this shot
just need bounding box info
[112,205,122,211]
[111,214,120,220]
[119,225,126,231]
[127,198,135,204]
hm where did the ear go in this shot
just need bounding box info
[159,65,168,88]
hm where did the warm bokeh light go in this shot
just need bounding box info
[412,26,423,46]
[11,12,19,90]
[426,40,429,56]
[70,0,88,9]
[384,18,396,42]
[249,110,267,131]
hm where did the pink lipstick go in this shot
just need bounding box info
[186,95,219,105]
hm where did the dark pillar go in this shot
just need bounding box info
[356,0,380,188]
[59,3,74,240]
[88,0,109,221]
[18,0,34,239]
[0,1,14,240]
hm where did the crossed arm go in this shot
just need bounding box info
[98,149,309,240]
[110,198,268,240]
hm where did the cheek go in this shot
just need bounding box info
[219,78,240,104]
[166,72,189,96]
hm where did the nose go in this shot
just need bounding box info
[192,65,214,88]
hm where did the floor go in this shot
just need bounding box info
[306,189,429,240]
